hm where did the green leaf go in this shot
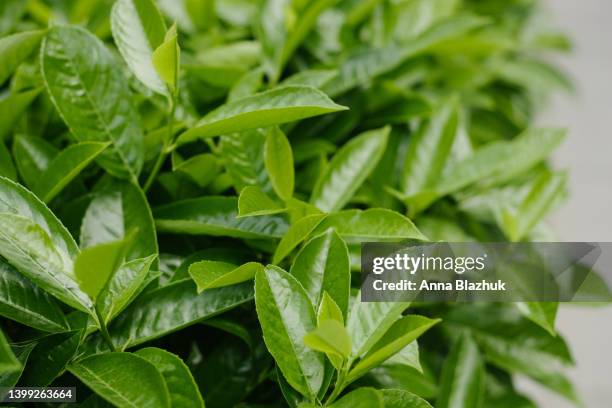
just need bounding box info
[69,352,171,408]
[265,126,294,201]
[152,24,180,92]
[19,330,82,386]
[228,68,264,102]
[313,209,426,243]
[33,142,108,203]
[0,329,19,374]
[0,141,16,180]
[281,69,337,88]
[173,153,220,188]
[189,260,263,292]
[255,265,325,398]
[135,347,205,408]
[80,180,158,263]
[155,196,289,239]
[176,86,347,145]
[74,235,133,300]
[311,126,389,212]
[0,177,90,312]
[317,291,344,325]
[291,229,350,318]
[515,302,558,336]
[102,280,253,349]
[381,389,433,408]
[0,258,69,332]
[347,316,439,383]
[0,30,45,86]
[111,0,168,94]
[304,319,351,369]
[219,130,272,192]
[347,297,410,361]
[273,214,326,264]
[0,344,34,389]
[98,255,156,324]
[41,26,144,180]
[330,387,384,408]
[238,186,285,217]
[436,334,485,408]
[11,134,58,188]
[0,88,40,141]
[401,100,458,196]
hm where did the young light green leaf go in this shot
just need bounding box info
[0,177,90,312]
[98,255,156,324]
[291,229,350,318]
[0,329,19,374]
[135,347,205,408]
[347,297,410,361]
[381,389,433,408]
[74,235,133,300]
[176,86,347,145]
[265,126,294,201]
[111,0,168,94]
[41,26,144,180]
[189,261,263,292]
[311,126,389,212]
[228,68,264,102]
[313,209,426,243]
[330,387,384,408]
[155,196,289,239]
[0,259,69,332]
[255,265,325,398]
[401,100,458,196]
[238,186,285,217]
[33,142,108,203]
[11,134,58,188]
[69,352,171,408]
[273,214,327,264]
[304,319,351,369]
[0,88,40,141]
[347,316,440,383]
[152,24,180,92]
[317,291,344,325]
[436,334,485,408]
[99,280,254,350]
[0,30,45,86]
[281,69,338,88]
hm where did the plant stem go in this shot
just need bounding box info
[94,306,116,352]
[326,366,348,405]
[143,92,177,192]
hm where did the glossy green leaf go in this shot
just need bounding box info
[176,86,347,145]
[0,88,40,141]
[238,185,285,217]
[347,316,439,383]
[311,126,389,212]
[135,347,204,408]
[281,69,338,88]
[515,302,558,336]
[173,153,220,188]
[330,387,384,408]
[273,214,326,264]
[436,334,485,408]
[255,265,324,398]
[381,389,433,408]
[0,141,16,180]
[265,126,294,201]
[152,24,180,92]
[317,291,344,325]
[401,101,458,196]
[189,260,263,292]
[0,344,34,389]
[33,142,108,203]
[0,258,68,332]
[0,177,90,312]
[313,209,426,243]
[219,130,272,192]
[347,297,410,361]
[102,280,254,349]
[291,229,350,317]
[0,30,44,86]
[228,69,264,102]
[69,352,171,408]
[41,26,144,179]
[111,0,167,94]
[11,134,57,188]
[0,329,19,374]
[304,318,351,369]
[155,196,289,239]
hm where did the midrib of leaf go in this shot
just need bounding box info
[40,40,139,183]
[74,364,140,408]
[268,278,316,397]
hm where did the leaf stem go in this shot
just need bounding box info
[143,92,177,192]
[94,306,116,352]
[326,365,349,405]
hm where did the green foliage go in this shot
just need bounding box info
[0,0,580,406]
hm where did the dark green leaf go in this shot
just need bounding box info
[0,30,45,86]
[189,260,263,292]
